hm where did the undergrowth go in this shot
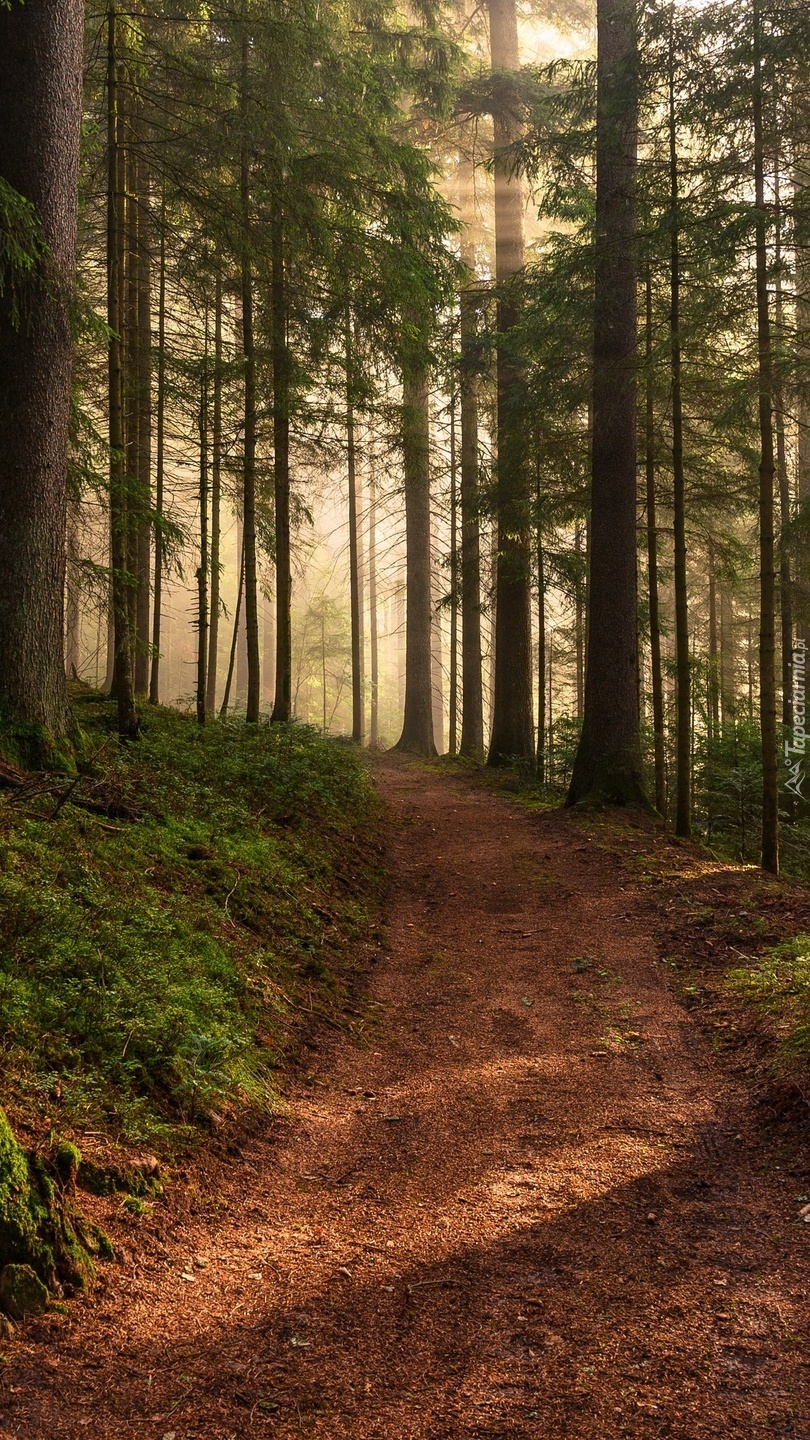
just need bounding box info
[728,934,810,1070]
[0,691,383,1152]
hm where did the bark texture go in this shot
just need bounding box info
[567,0,645,807]
[395,369,436,756]
[486,0,534,766]
[0,0,83,755]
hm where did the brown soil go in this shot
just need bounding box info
[2,756,809,1439]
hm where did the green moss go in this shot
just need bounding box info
[0,1110,101,1306]
[0,698,383,1149]
[0,718,76,773]
[0,1264,49,1319]
[728,934,810,1064]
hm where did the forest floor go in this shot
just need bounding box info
[2,754,810,1439]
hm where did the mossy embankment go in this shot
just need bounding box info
[0,692,384,1313]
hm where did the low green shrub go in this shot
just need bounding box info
[0,696,382,1148]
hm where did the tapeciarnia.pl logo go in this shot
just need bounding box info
[785,637,807,799]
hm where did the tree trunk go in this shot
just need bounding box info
[708,541,719,742]
[149,194,166,705]
[720,582,736,733]
[645,273,666,815]
[346,321,364,744]
[271,207,292,724]
[133,122,151,698]
[240,42,260,725]
[458,153,485,758]
[0,0,83,756]
[574,524,585,717]
[65,504,81,679]
[430,537,445,754]
[107,4,138,740]
[369,454,380,749]
[567,0,644,805]
[774,176,793,733]
[220,538,244,718]
[487,0,534,766]
[666,25,691,836]
[753,0,779,873]
[536,527,546,784]
[396,367,436,755]
[206,270,223,716]
[196,320,209,726]
[449,392,459,755]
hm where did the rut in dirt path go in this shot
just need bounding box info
[2,757,809,1440]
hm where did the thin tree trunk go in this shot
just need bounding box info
[430,523,445,755]
[149,193,166,705]
[206,269,223,716]
[567,0,644,805]
[720,582,736,733]
[133,124,151,697]
[107,4,138,739]
[487,0,534,766]
[645,273,666,815]
[708,541,719,742]
[753,0,779,873]
[574,524,584,717]
[271,207,292,723]
[459,153,485,757]
[396,367,436,755]
[65,505,81,679]
[220,538,244,717]
[196,315,209,726]
[774,175,793,733]
[667,23,691,836]
[240,40,260,725]
[536,524,546,784]
[449,392,459,755]
[346,319,363,743]
[369,445,380,749]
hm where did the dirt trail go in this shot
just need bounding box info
[3,757,809,1439]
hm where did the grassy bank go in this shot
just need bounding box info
[0,691,383,1154]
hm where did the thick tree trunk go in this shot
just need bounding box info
[149,197,166,705]
[644,274,666,815]
[753,0,779,873]
[567,0,644,806]
[487,0,533,766]
[271,208,292,724]
[0,0,82,756]
[396,368,436,755]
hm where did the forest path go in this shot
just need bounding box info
[3,756,809,1439]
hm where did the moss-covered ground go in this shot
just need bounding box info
[0,691,384,1154]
